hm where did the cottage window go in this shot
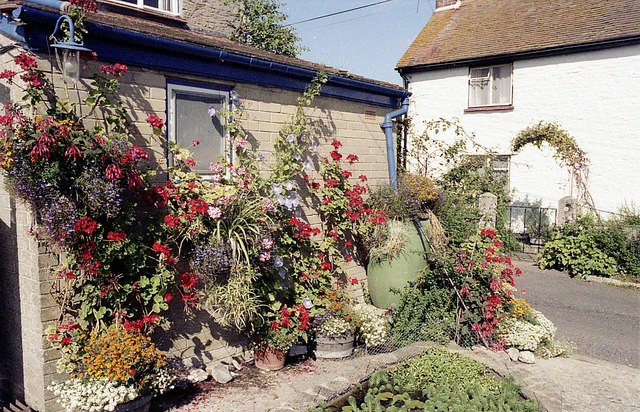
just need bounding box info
[108,0,180,15]
[168,82,230,174]
[468,64,512,108]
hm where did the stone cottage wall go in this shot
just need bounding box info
[181,0,242,37]
[0,36,391,410]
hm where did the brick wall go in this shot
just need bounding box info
[0,36,391,410]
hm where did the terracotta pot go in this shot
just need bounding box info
[315,333,355,359]
[254,346,287,371]
[115,394,153,412]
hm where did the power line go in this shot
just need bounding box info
[285,0,397,26]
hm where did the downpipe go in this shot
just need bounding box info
[381,97,410,190]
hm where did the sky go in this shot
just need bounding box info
[283,0,435,85]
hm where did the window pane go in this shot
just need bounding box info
[491,64,512,105]
[143,0,159,8]
[469,80,490,106]
[175,92,226,172]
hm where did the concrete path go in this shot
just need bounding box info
[163,341,640,412]
[514,260,640,368]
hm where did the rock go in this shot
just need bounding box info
[209,363,234,384]
[231,357,243,371]
[518,350,536,364]
[507,348,520,362]
[187,368,210,383]
[289,344,308,357]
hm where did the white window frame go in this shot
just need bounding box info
[468,63,513,108]
[167,82,230,174]
[107,0,181,15]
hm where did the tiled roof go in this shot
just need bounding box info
[0,0,402,91]
[397,0,640,70]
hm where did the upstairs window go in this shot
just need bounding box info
[468,64,512,108]
[167,81,230,174]
[109,0,180,15]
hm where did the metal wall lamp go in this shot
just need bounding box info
[50,15,91,83]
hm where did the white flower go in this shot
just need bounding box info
[304,158,315,172]
[207,105,217,117]
[286,134,296,144]
[273,255,284,268]
[271,182,283,196]
[284,192,299,211]
[283,180,296,191]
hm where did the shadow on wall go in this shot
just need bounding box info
[153,304,250,368]
[0,194,25,406]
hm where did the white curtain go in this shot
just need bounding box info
[491,64,512,105]
[469,68,490,107]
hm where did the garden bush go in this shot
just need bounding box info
[539,214,640,279]
[310,348,539,412]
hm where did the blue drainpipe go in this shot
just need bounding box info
[381,97,410,189]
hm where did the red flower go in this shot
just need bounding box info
[270,321,280,331]
[331,139,343,148]
[105,163,123,180]
[350,277,359,285]
[80,51,98,61]
[480,228,497,238]
[145,114,164,129]
[100,63,127,77]
[143,313,160,324]
[311,182,321,189]
[189,198,209,214]
[60,337,72,346]
[341,170,352,178]
[459,286,471,297]
[330,150,342,161]
[0,70,17,79]
[180,272,198,289]
[358,175,368,182]
[325,178,339,188]
[186,158,197,167]
[64,144,82,161]
[164,292,173,302]
[321,261,331,271]
[164,214,181,228]
[152,242,171,256]
[74,216,98,235]
[14,53,38,71]
[346,154,359,165]
[106,231,127,242]
[124,319,143,332]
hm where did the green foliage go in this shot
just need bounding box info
[539,214,640,279]
[389,284,456,346]
[231,0,305,57]
[539,221,618,278]
[312,348,539,412]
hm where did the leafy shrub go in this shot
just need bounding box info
[539,221,619,278]
[389,285,456,346]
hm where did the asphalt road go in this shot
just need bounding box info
[514,260,640,369]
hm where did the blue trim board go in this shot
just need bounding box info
[2,3,408,108]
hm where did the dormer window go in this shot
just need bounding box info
[108,0,180,15]
[468,63,512,108]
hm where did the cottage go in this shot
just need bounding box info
[0,1,408,409]
[397,0,640,212]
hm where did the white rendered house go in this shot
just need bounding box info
[397,0,640,213]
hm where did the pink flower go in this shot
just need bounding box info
[145,114,164,129]
[459,286,470,297]
[64,145,82,161]
[207,206,222,219]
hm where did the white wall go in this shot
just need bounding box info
[406,44,640,213]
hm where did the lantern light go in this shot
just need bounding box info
[50,15,92,83]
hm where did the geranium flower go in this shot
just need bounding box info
[180,272,198,289]
[331,139,342,148]
[346,154,359,165]
[358,174,368,182]
[152,242,171,256]
[106,231,127,242]
[74,216,98,235]
[0,70,17,79]
[330,150,342,161]
[100,63,127,77]
[145,114,164,129]
[14,53,38,70]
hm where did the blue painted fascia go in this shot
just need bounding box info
[9,3,408,108]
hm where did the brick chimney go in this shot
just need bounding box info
[435,0,461,11]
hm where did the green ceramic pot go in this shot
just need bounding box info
[367,220,428,309]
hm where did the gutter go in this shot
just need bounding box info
[4,0,408,108]
[381,97,410,189]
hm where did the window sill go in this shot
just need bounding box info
[464,104,514,113]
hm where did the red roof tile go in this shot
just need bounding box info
[397,0,640,70]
